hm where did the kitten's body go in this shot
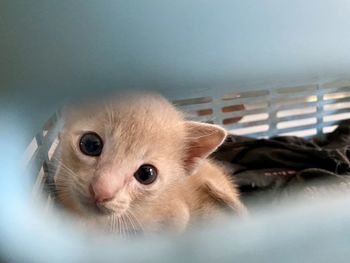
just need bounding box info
[55,93,246,234]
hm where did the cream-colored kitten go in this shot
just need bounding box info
[55,93,247,234]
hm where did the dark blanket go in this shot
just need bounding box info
[212,119,350,205]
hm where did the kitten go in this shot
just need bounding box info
[54,92,247,235]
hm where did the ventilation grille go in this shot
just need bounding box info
[23,112,63,207]
[174,82,350,137]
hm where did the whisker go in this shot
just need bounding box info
[109,214,114,233]
[120,215,125,237]
[128,208,144,233]
[114,214,117,233]
[117,216,121,236]
[121,215,129,238]
[125,212,136,235]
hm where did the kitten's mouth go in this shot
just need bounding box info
[76,192,127,216]
[82,199,115,216]
[95,203,115,215]
[94,203,128,217]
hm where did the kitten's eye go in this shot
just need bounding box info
[79,132,103,156]
[134,164,158,185]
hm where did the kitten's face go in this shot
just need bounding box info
[56,95,187,218]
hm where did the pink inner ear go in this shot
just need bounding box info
[187,137,218,160]
[184,140,206,173]
[184,122,227,174]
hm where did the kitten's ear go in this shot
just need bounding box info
[184,121,227,175]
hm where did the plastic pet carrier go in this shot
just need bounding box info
[2,1,350,262]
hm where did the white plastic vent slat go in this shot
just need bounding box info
[324,102,350,110]
[323,91,350,100]
[229,124,269,135]
[230,119,268,129]
[274,122,320,135]
[273,101,318,111]
[279,128,317,137]
[277,107,317,118]
[277,117,317,130]
[238,113,269,124]
[322,125,338,134]
[23,137,38,167]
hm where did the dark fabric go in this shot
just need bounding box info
[212,119,350,204]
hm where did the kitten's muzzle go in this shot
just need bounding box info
[88,184,126,215]
[89,185,114,215]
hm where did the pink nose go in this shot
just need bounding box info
[89,184,114,203]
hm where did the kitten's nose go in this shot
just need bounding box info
[89,184,114,203]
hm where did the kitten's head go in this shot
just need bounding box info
[56,93,226,219]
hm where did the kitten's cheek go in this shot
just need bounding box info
[141,179,162,193]
[76,154,98,165]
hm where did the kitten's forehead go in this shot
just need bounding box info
[105,94,185,153]
[63,93,186,156]
[66,93,182,126]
